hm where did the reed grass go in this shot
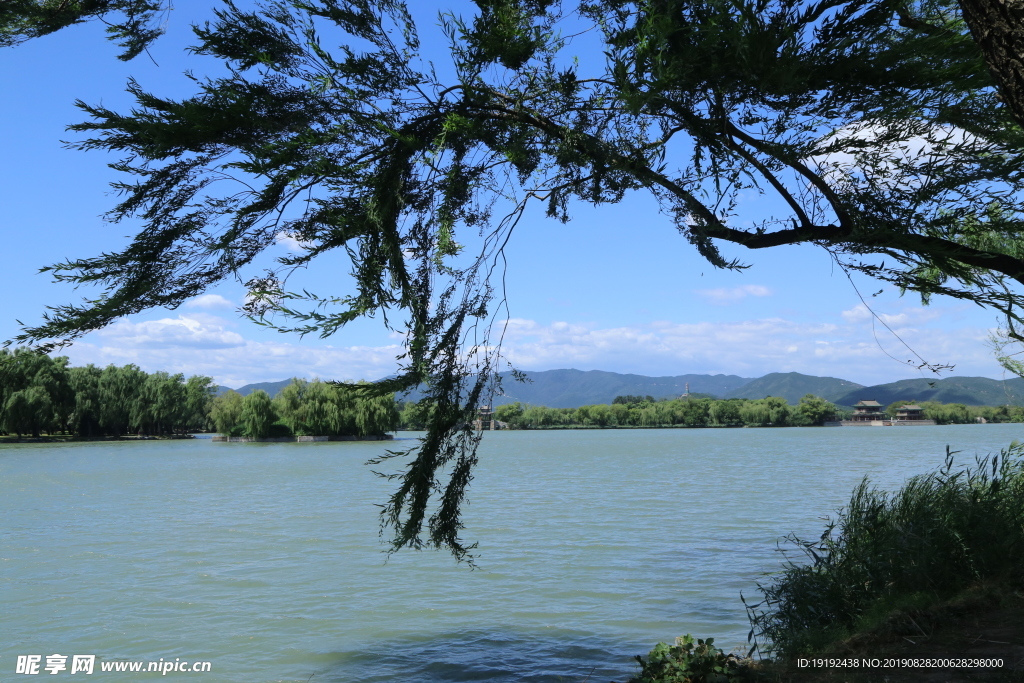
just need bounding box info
[746,442,1024,657]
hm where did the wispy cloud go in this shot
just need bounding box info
[695,284,772,305]
[67,314,402,388]
[807,122,977,185]
[497,315,998,384]
[275,232,309,252]
[66,339,404,390]
[183,294,235,310]
[96,315,246,350]
[61,305,1003,389]
[841,303,942,326]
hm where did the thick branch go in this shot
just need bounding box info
[957,0,1024,128]
[475,104,1024,286]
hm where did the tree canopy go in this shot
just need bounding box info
[0,0,170,60]
[10,0,1024,561]
[0,348,214,437]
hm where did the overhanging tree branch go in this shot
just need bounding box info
[10,0,1024,561]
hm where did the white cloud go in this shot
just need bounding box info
[841,303,872,323]
[66,337,403,389]
[695,284,772,305]
[60,304,1005,389]
[276,232,309,252]
[494,315,1001,384]
[183,294,235,310]
[96,315,246,349]
[807,121,979,190]
[840,303,942,326]
[64,314,403,387]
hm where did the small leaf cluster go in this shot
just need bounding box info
[632,635,746,683]
[0,0,167,60]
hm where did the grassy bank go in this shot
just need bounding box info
[626,443,1024,682]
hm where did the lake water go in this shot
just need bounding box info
[3,425,1022,681]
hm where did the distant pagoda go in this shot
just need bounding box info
[850,400,884,422]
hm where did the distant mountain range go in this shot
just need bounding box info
[217,370,752,407]
[214,379,294,398]
[473,369,753,408]
[215,370,1024,408]
[831,376,1024,408]
[723,372,863,403]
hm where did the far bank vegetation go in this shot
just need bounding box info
[0,349,398,440]
[211,379,398,439]
[397,394,1024,430]
[0,348,214,438]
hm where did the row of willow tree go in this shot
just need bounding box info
[495,395,836,428]
[397,395,1024,430]
[210,379,399,439]
[394,395,838,429]
[0,348,214,438]
[1,350,400,439]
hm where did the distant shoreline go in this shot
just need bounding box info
[0,434,198,444]
[212,434,394,442]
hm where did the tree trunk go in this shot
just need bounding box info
[958,0,1024,128]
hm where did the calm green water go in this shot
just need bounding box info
[3,425,1022,681]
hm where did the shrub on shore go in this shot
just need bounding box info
[746,443,1024,657]
[629,635,746,683]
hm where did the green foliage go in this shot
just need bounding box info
[747,443,1024,657]
[794,394,837,426]
[3,385,53,438]
[613,395,656,405]
[738,397,790,427]
[68,364,103,437]
[133,371,188,435]
[273,379,311,434]
[14,0,1024,560]
[884,398,914,417]
[0,0,169,60]
[632,635,745,683]
[240,390,276,438]
[493,401,524,426]
[882,398,976,423]
[397,398,432,430]
[708,400,743,427]
[99,363,144,435]
[267,420,294,438]
[990,326,1024,378]
[210,390,244,435]
[0,349,214,437]
[879,398,1020,424]
[184,375,215,431]
[238,378,401,437]
[480,394,1024,429]
[920,400,972,424]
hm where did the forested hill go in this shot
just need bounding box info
[832,377,1024,407]
[723,372,864,404]
[489,369,754,408]
[215,379,294,398]
[217,371,754,406]
[389,369,754,408]
[216,371,1024,409]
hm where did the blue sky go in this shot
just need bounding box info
[0,0,1011,389]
